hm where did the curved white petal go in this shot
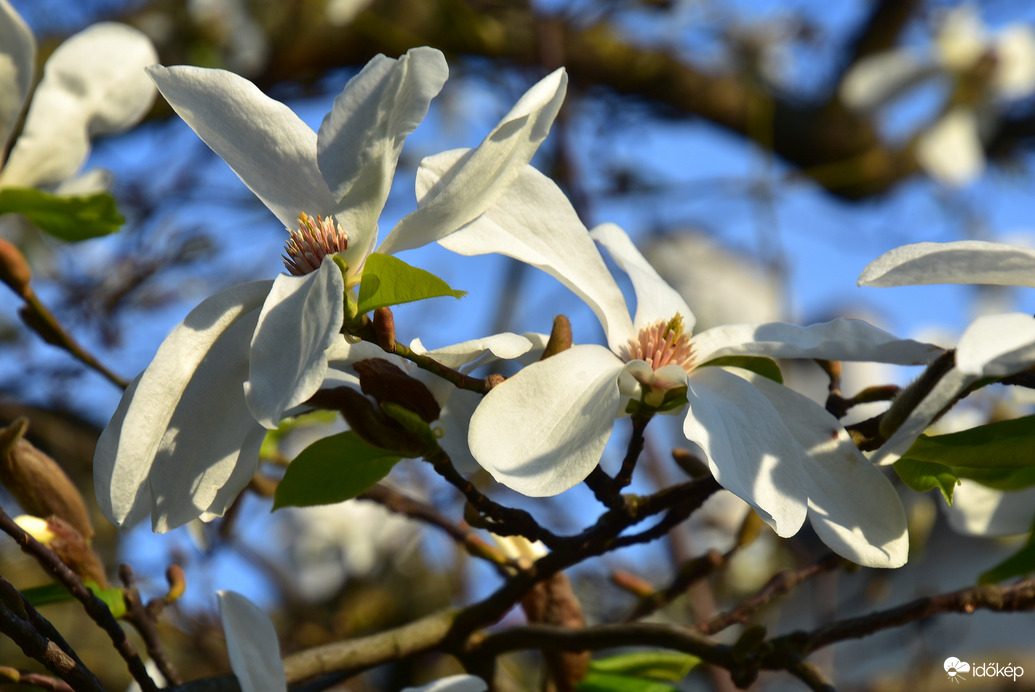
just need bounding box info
[94,281,274,529]
[948,481,1035,537]
[414,331,535,370]
[995,25,1035,99]
[859,240,1035,288]
[218,591,286,692]
[0,0,34,156]
[320,47,448,266]
[468,345,624,496]
[0,22,157,188]
[245,257,345,429]
[591,223,696,336]
[916,109,984,187]
[147,65,337,228]
[378,68,568,255]
[692,317,941,365]
[745,372,908,567]
[402,675,487,692]
[434,386,482,475]
[682,367,808,537]
[840,50,933,112]
[956,312,1035,376]
[436,160,633,348]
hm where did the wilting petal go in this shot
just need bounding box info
[94,281,273,529]
[692,318,941,365]
[378,68,568,255]
[591,223,696,336]
[956,312,1035,376]
[245,257,345,429]
[437,162,633,348]
[0,23,157,188]
[859,240,1035,288]
[948,481,1035,537]
[840,50,934,112]
[402,675,487,692]
[683,367,808,537]
[319,47,447,265]
[147,65,337,228]
[916,109,984,187]
[745,372,908,567]
[218,591,286,692]
[468,345,624,496]
[0,0,34,156]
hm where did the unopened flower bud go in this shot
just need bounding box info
[164,564,186,604]
[354,358,441,423]
[373,307,396,353]
[0,239,31,299]
[19,515,107,588]
[540,314,572,360]
[0,418,93,541]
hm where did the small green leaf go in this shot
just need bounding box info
[87,583,127,618]
[259,410,339,461]
[894,458,959,504]
[0,187,124,241]
[273,431,401,509]
[901,415,1035,469]
[589,652,701,681]
[356,253,465,314]
[577,672,678,692]
[21,581,126,618]
[699,356,783,384]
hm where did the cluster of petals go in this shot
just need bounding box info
[95,47,567,531]
[420,160,941,567]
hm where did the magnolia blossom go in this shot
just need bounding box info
[0,0,157,193]
[95,48,567,531]
[428,163,939,566]
[218,591,286,692]
[860,240,1035,467]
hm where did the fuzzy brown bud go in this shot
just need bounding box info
[0,419,93,541]
[353,358,441,423]
[19,515,107,587]
[373,307,396,353]
[308,387,425,457]
[521,572,589,691]
[0,239,31,299]
[540,314,573,360]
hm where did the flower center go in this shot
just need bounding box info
[620,313,695,373]
[282,212,348,276]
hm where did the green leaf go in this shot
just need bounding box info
[955,465,1035,492]
[588,652,700,681]
[577,672,678,692]
[901,415,1035,469]
[894,458,959,504]
[356,253,465,314]
[259,410,339,461]
[0,187,124,241]
[21,581,126,618]
[980,515,1035,584]
[87,583,127,619]
[273,430,401,509]
[699,355,783,384]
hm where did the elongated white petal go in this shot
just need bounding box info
[682,367,808,537]
[94,281,273,529]
[0,23,157,188]
[433,386,482,475]
[859,240,1035,288]
[745,372,908,567]
[402,675,487,692]
[0,0,34,156]
[692,317,941,365]
[218,591,287,692]
[468,345,624,496]
[948,481,1035,537]
[414,332,535,370]
[378,68,568,255]
[916,109,984,187]
[320,47,447,266]
[436,161,633,348]
[147,65,337,228]
[245,258,345,428]
[591,223,696,336]
[840,50,933,112]
[956,312,1035,376]
[995,25,1035,99]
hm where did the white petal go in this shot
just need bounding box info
[859,240,1035,288]
[147,65,337,228]
[692,317,941,365]
[682,367,808,537]
[745,372,908,567]
[319,47,447,266]
[94,281,273,530]
[416,332,534,370]
[591,223,696,335]
[948,481,1035,537]
[436,160,633,348]
[401,675,487,692]
[245,257,345,429]
[468,345,624,496]
[916,109,984,187]
[840,50,933,112]
[378,68,568,255]
[218,591,287,692]
[955,312,1035,376]
[995,25,1035,98]
[0,22,157,188]
[434,386,482,475]
[0,0,34,155]
[935,5,987,71]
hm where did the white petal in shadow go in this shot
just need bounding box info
[948,481,1035,537]
[401,675,487,692]
[955,313,1035,376]
[218,591,286,692]
[859,240,1035,288]
[0,0,35,156]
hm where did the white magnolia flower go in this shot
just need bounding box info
[94,48,567,531]
[430,165,939,566]
[0,0,157,193]
[218,591,286,692]
[859,241,1035,466]
[402,675,487,692]
[947,481,1035,537]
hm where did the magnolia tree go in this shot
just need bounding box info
[1,1,1035,691]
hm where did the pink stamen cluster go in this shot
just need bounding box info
[620,314,695,373]
[282,212,348,276]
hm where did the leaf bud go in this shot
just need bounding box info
[0,239,31,299]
